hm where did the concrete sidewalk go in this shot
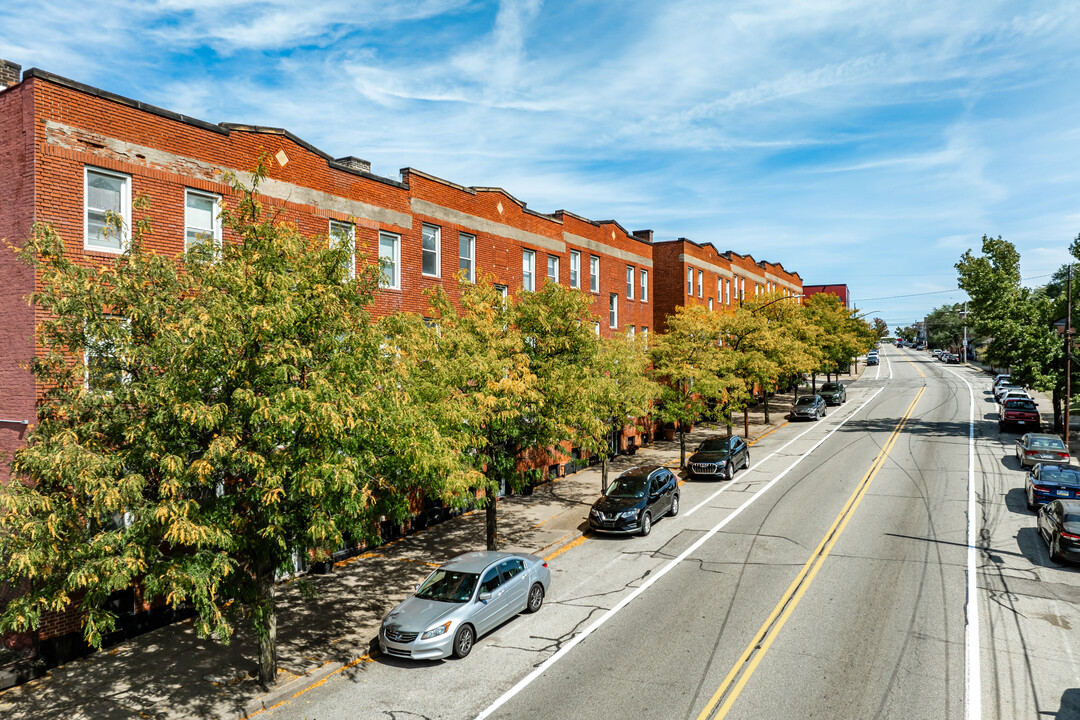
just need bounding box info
[0,371,865,720]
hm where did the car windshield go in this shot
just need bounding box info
[795,397,818,407]
[820,383,839,392]
[1031,437,1066,450]
[696,439,730,454]
[1045,468,1080,484]
[1004,400,1037,411]
[606,474,648,498]
[415,570,479,603]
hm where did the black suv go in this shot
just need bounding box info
[686,436,750,481]
[589,465,679,536]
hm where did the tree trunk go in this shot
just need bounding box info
[255,563,278,689]
[679,425,687,468]
[725,407,733,437]
[812,375,817,393]
[486,496,498,551]
[763,392,770,424]
[601,454,609,493]
[1054,385,1063,434]
[793,375,800,402]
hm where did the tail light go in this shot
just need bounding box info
[1026,450,1038,456]
[542,562,548,568]
[1061,531,1080,541]
[1032,484,1051,492]
[1058,453,1070,459]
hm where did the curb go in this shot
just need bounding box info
[242,659,344,718]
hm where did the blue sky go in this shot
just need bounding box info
[3,0,1080,330]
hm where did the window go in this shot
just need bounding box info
[687,268,693,295]
[85,316,127,392]
[609,293,618,329]
[628,326,635,338]
[570,251,580,289]
[459,233,475,282]
[740,277,746,300]
[626,266,634,299]
[641,327,648,346]
[590,256,599,293]
[378,231,400,289]
[698,270,704,298]
[523,249,535,291]
[479,567,503,595]
[548,255,559,284]
[85,167,130,252]
[593,321,601,335]
[708,298,714,311]
[185,190,220,250]
[329,220,355,279]
[725,278,731,304]
[717,278,722,302]
[494,284,509,299]
[421,224,440,276]
[640,269,648,302]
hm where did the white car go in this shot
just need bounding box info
[994,384,1026,402]
[1000,390,1033,406]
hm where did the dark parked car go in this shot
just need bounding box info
[379,551,551,660]
[589,465,679,536]
[999,398,1041,432]
[819,382,847,406]
[945,353,961,364]
[1016,433,1071,468]
[1026,465,1080,510]
[790,394,826,421]
[1037,499,1080,563]
[687,436,749,481]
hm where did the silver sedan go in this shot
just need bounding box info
[380,550,551,660]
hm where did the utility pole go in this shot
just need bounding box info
[1065,264,1073,443]
[962,303,967,364]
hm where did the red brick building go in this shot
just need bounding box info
[0,60,658,486]
[651,238,802,331]
[802,283,850,308]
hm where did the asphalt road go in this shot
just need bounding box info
[268,347,1080,720]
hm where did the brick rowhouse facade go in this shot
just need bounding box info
[651,238,802,332]
[803,283,851,308]
[0,61,807,662]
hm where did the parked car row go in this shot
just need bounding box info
[998,369,1079,565]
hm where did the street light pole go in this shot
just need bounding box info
[1065,264,1072,444]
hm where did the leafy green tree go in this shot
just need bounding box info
[957,234,1062,425]
[871,317,889,340]
[0,162,473,687]
[585,332,660,491]
[805,293,867,383]
[651,305,742,467]
[924,304,965,350]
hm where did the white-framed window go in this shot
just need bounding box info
[421,223,440,277]
[725,278,731,304]
[185,189,221,250]
[708,298,714,311]
[378,231,400,289]
[687,268,693,295]
[523,249,535,291]
[697,269,704,298]
[84,315,128,392]
[640,269,648,303]
[626,266,634,299]
[85,167,131,253]
[494,284,509,299]
[547,255,559,284]
[628,325,635,338]
[329,220,356,280]
[740,277,746,300]
[459,232,475,282]
[609,293,618,329]
[717,278,722,302]
[570,250,580,289]
[593,321,601,336]
[590,255,600,293]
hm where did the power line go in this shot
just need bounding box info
[857,272,1055,302]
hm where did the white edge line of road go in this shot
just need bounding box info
[944,365,981,720]
[473,385,887,720]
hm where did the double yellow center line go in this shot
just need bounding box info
[695,386,925,720]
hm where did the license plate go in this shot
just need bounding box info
[1017,420,1026,424]
[1057,490,1071,497]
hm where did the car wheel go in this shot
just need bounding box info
[822,406,827,417]
[725,463,734,481]
[1026,486,1036,511]
[452,624,475,658]
[669,493,680,517]
[998,421,1004,432]
[640,511,652,537]
[742,451,750,470]
[526,583,544,613]
[1050,536,1065,564]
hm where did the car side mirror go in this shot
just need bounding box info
[479,590,492,602]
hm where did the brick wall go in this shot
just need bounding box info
[0,81,36,486]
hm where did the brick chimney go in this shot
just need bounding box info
[0,59,21,89]
[335,156,371,174]
[632,229,654,243]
